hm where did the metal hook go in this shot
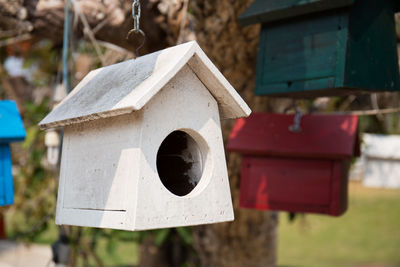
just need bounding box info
[289,105,302,133]
[126,0,146,57]
[126,29,146,57]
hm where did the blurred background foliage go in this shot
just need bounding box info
[0,1,400,267]
[0,38,199,266]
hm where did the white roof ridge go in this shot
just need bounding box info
[39,41,251,130]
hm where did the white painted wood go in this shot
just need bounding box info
[364,159,400,189]
[362,134,400,189]
[55,113,143,230]
[134,65,234,230]
[363,134,400,160]
[54,65,237,230]
[39,41,251,130]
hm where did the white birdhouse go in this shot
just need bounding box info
[39,41,251,231]
[362,134,400,189]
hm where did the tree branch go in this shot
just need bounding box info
[0,0,169,53]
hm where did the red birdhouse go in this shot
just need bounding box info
[227,113,359,216]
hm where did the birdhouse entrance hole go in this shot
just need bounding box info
[156,130,205,197]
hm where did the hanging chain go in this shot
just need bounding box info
[127,0,146,57]
[132,0,141,33]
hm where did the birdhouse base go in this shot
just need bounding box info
[260,87,399,98]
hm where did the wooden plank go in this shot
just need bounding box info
[0,145,13,206]
[364,158,400,189]
[330,160,349,216]
[134,66,234,230]
[227,113,359,159]
[249,0,400,96]
[55,65,236,231]
[256,13,346,94]
[39,41,251,130]
[363,134,400,160]
[344,0,400,91]
[0,101,25,144]
[255,77,335,95]
[0,146,8,205]
[239,157,335,214]
[239,0,354,26]
[241,157,332,206]
[56,208,129,230]
[61,113,141,212]
[334,13,349,88]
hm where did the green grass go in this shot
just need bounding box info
[278,182,400,267]
[89,237,139,267]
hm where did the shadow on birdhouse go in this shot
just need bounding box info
[0,101,26,206]
[39,41,251,231]
[240,0,400,97]
[227,113,360,216]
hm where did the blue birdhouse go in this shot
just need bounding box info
[0,101,26,206]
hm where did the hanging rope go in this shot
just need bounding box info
[334,107,400,116]
[62,0,71,94]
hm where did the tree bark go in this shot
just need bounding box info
[188,1,278,266]
[1,0,169,53]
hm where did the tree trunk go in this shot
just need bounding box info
[188,1,278,266]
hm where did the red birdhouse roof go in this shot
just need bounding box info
[227,113,359,159]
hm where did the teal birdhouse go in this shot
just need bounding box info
[0,101,26,206]
[240,0,400,97]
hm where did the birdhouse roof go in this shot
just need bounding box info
[227,113,360,159]
[363,134,400,160]
[39,41,251,130]
[239,0,355,26]
[0,100,26,143]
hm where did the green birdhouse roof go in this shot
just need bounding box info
[239,0,356,26]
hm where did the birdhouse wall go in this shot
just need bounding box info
[0,100,26,144]
[239,0,355,26]
[256,11,349,96]
[228,113,359,216]
[254,0,400,96]
[56,112,143,230]
[56,65,234,230]
[362,134,400,189]
[239,157,349,216]
[0,144,14,206]
[134,65,234,230]
[344,0,399,91]
[363,158,400,189]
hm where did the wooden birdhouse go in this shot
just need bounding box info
[227,113,359,216]
[39,41,251,231]
[362,134,400,189]
[240,0,400,97]
[0,100,26,206]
